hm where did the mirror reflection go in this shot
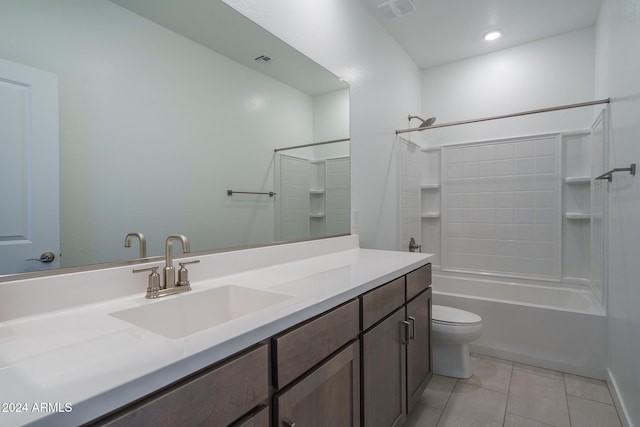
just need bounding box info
[0,0,349,277]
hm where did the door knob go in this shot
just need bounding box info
[27,251,56,263]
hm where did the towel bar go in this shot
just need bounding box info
[227,190,276,197]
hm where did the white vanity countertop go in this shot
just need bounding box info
[0,236,431,426]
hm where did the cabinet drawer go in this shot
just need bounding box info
[273,299,359,388]
[406,264,432,301]
[233,405,269,427]
[98,344,269,427]
[361,276,405,331]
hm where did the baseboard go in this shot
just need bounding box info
[606,367,635,427]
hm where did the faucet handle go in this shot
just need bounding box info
[177,260,200,287]
[133,266,161,295]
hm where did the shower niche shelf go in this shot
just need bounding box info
[565,212,591,220]
[564,176,591,184]
[418,147,442,267]
[421,183,440,190]
[562,130,595,285]
[421,212,440,219]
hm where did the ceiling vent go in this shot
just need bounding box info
[377,0,416,19]
[254,55,272,64]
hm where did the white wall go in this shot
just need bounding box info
[0,0,316,266]
[595,0,640,425]
[420,28,596,146]
[312,88,350,159]
[222,0,422,250]
[313,89,350,143]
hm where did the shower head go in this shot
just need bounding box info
[408,115,436,130]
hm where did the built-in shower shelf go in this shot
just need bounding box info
[309,213,326,218]
[421,183,440,190]
[565,212,591,219]
[421,212,441,218]
[309,189,325,194]
[562,276,591,285]
[421,146,441,153]
[565,176,591,184]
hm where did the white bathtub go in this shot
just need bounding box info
[432,273,607,379]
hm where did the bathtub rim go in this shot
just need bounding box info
[432,271,606,316]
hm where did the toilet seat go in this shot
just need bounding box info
[432,305,481,326]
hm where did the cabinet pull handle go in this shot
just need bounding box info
[401,320,411,345]
[408,316,416,340]
[283,418,296,427]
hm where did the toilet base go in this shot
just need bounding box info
[432,343,473,378]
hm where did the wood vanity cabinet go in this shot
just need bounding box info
[406,287,432,413]
[273,299,360,427]
[87,264,430,427]
[361,277,407,427]
[361,264,432,427]
[92,344,269,427]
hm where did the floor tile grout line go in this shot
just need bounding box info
[502,362,515,427]
[504,412,556,427]
[565,392,617,406]
[563,372,573,427]
[434,378,458,427]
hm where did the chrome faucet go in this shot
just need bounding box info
[124,232,147,258]
[133,234,199,299]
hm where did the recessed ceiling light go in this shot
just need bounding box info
[483,30,502,41]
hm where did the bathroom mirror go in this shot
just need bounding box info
[0,0,349,277]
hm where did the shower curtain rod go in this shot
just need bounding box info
[395,98,610,135]
[274,137,350,152]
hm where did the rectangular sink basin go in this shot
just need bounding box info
[110,285,292,339]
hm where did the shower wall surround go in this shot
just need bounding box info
[275,153,350,241]
[441,135,561,279]
[414,124,606,292]
[397,139,422,251]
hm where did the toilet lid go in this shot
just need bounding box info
[432,305,482,325]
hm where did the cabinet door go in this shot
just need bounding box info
[406,288,432,413]
[276,341,360,427]
[362,308,407,427]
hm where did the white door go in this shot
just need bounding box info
[0,58,59,275]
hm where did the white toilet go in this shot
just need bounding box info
[432,305,483,378]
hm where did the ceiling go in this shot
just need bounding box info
[360,0,603,69]
[111,0,346,96]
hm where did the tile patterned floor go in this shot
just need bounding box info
[405,354,623,427]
